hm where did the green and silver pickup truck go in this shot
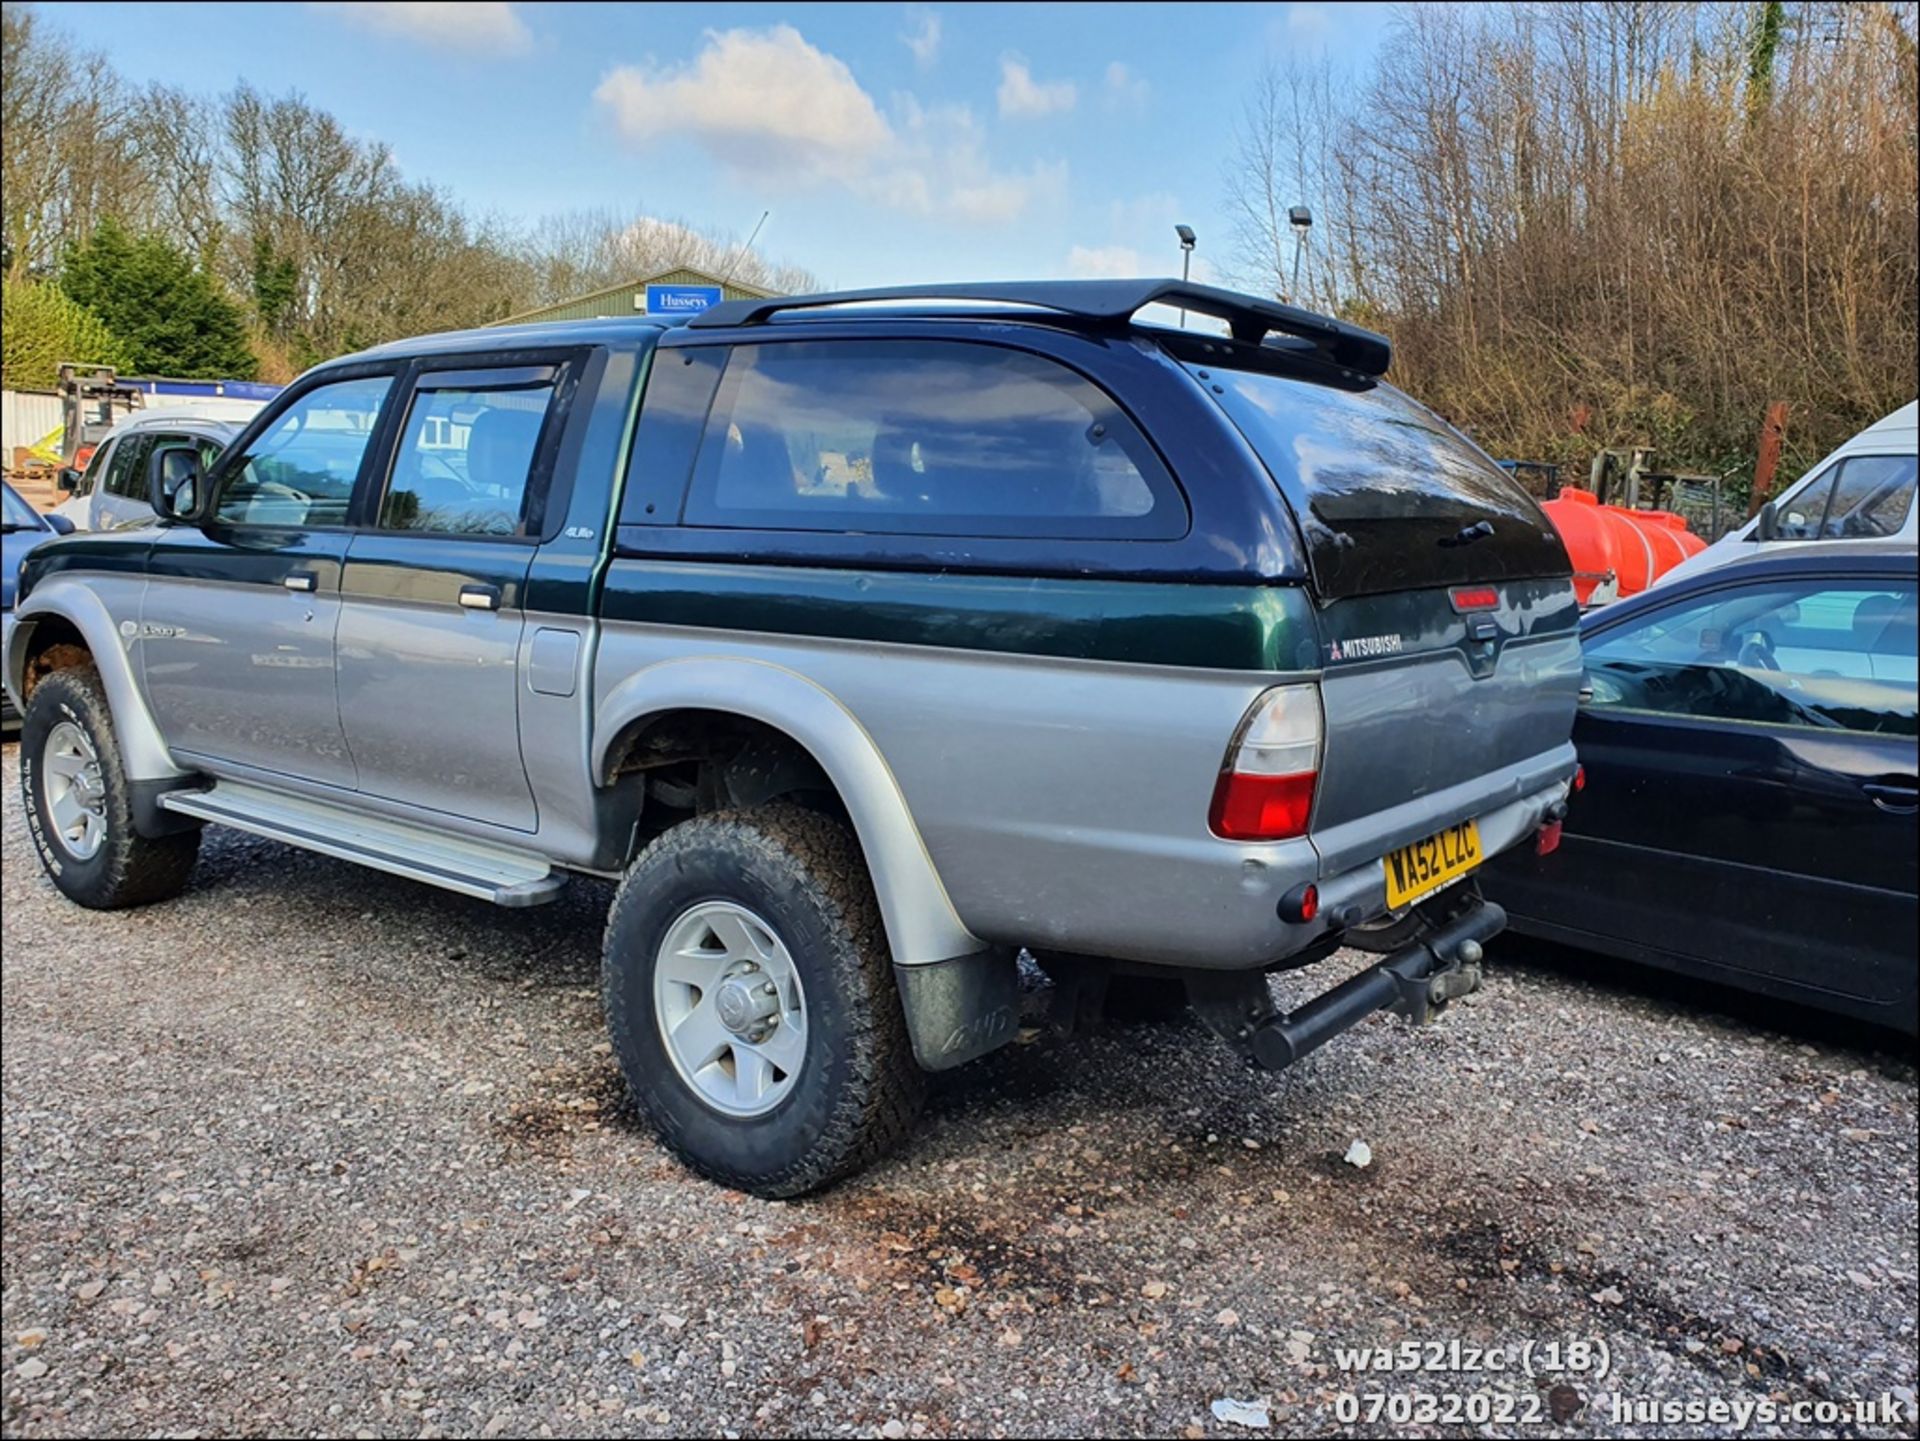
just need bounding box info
[5,281,1582,1195]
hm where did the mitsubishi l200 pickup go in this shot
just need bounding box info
[6,281,1582,1195]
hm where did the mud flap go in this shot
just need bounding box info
[892,949,1021,1071]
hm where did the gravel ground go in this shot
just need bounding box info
[3,744,1916,1439]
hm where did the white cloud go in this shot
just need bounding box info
[901,6,942,67]
[595,28,1064,226]
[596,26,892,185]
[315,2,532,56]
[1284,3,1334,54]
[875,98,1067,224]
[997,55,1077,118]
[1103,61,1149,108]
[1066,193,1228,297]
[1066,244,1146,279]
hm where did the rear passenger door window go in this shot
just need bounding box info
[379,367,559,537]
[102,434,152,499]
[682,341,1183,539]
[215,374,393,527]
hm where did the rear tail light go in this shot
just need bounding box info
[1209,684,1322,841]
[1573,764,1586,793]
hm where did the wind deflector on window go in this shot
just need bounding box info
[687,280,1393,379]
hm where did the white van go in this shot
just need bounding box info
[1660,401,1917,586]
[52,410,247,531]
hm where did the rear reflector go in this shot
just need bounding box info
[1210,684,1323,841]
[1535,819,1564,855]
[1573,764,1586,793]
[1450,585,1500,612]
[1277,881,1320,923]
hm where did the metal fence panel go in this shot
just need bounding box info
[2,390,64,466]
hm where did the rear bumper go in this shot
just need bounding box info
[1027,749,1572,973]
[1307,746,1574,929]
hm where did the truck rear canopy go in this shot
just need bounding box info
[1196,365,1571,599]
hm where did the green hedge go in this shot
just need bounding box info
[1,277,131,391]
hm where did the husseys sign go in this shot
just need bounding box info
[643,283,724,315]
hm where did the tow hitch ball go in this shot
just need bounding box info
[1193,901,1505,1073]
[1400,937,1486,1021]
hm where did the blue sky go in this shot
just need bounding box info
[53,1,1397,291]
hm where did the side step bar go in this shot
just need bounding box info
[159,782,566,907]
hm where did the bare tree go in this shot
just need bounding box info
[4,3,820,364]
[221,83,401,357]
[1222,61,1352,308]
[2,5,152,280]
[135,85,224,272]
[1224,0,1919,480]
[518,206,819,307]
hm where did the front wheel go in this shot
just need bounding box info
[20,667,200,909]
[601,806,924,1197]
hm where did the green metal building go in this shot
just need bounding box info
[489,266,773,327]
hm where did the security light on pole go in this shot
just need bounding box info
[1175,224,1197,327]
[1288,206,1312,303]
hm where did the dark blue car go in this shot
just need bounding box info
[1487,540,1918,1034]
[2,482,73,731]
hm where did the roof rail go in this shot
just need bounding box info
[686,279,1392,377]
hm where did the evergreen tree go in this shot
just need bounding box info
[60,218,257,379]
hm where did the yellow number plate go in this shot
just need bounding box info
[1383,819,1484,910]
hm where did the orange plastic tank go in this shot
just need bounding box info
[1640,509,1707,558]
[1618,509,1708,589]
[1620,509,1691,580]
[1539,489,1627,605]
[1540,491,1708,603]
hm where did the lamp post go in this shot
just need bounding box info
[1175,224,1196,327]
[1288,205,1312,304]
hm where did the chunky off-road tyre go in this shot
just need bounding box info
[602,805,925,1198]
[19,667,199,909]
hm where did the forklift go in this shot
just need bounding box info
[1587,446,1735,540]
[56,363,141,473]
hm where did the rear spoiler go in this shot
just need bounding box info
[688,279,1392,379]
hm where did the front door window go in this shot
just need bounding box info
[215,375,392,527]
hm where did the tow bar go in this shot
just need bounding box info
[1190,897,1505,1071]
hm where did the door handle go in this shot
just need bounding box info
[283,570,317,593]
[459,584,502,612]
[1861,778,1919,815]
